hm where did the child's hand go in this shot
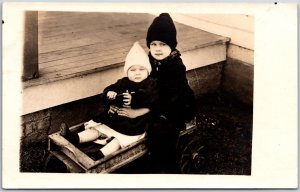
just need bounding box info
[84,120,101,130]
[107,91,117,100]
[108,105,119,114]
[122,90,132,106]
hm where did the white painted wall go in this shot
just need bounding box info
[171,13,254,65]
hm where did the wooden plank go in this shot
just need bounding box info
[38,11,87,20]
[41,12,204,52]
[179,35,229,52]
[40,19,148,37]
[49,150,86,173]
[102,150,148,173]
[39,13,155,38]
[39,56,125,80]
[38,13,130,32]
[38,12,105,28]
[49,133,96,169]
[39,19,148,42]
[38,36,145,63]
[39,23,148,53]
[39,26,147,54]
[90,143,148,173]
[39,24,143,45]
[39,45,131,69]
[22,61,122,88]
[40,48,128,73]
[39,12,155,28]
[40,20,193,45]
[38,12,102,26]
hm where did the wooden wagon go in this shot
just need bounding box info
[44,118,207,173]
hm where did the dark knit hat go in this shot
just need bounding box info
[146,13,177,50]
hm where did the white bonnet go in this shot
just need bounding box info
[124,42,152,75]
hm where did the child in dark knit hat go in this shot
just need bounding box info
[60,42,159,160]
[146,13,197,173]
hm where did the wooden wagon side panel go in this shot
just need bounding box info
[47,119,197,173]
[48,133,96,169]
[88,139,148,173]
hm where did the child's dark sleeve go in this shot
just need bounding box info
[130,78,159,109]
[102,78,124,106]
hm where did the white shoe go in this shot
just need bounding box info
[93,138,108,145]
[84,120,101,130]
[93,133,109,145]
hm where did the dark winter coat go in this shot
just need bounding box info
[97,76,159,136]
[149,50,196,124]
[146,50,197,167]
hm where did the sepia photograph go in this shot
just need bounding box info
[2,2,297,189]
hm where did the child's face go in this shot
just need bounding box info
[150,40,172,60]
[127,65,148,83]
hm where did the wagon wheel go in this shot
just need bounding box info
[179,137,206,174]
[44,153,69,173]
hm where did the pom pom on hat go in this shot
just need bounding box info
[124,42,152,75]
[146,13,177,50]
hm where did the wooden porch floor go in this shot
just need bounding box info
[24,12,228,88]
